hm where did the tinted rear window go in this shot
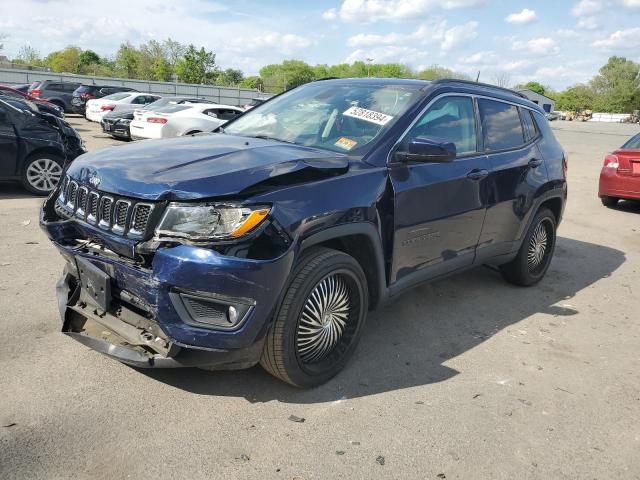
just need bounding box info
[103,92,131,101]
[622,134,640,149]
[478,99,525,151]
[76,85,99,93]
[155,105,191,114]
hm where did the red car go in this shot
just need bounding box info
[0,85,64,118]
[599,133,640,207]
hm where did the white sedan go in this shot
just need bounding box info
[129,104,244,140]
[85,93,161,123]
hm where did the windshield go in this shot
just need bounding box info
[103,92,130,101]
[622,133,640,150]
[224,82,422,154]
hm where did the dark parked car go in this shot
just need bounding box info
[71,84,138,114]
[28,80,81,113]
[40,78,567,387]
[0,98,85,194]
[0,84,65,118]
[102,96,215,140]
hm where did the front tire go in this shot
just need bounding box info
[260,247,368,388]
[500,208,556,286]
[21,153,64,195]
[600,196,619,207]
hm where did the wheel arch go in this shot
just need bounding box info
[298,223,388,309]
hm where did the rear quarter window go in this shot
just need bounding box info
[622,134,640,149]
[478,99,525,151]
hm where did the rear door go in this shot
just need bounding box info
[389,95,490,285]
[476,99,548,260]
[0,104,18,177]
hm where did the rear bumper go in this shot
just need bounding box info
[42,215,295,368]
[599,168,640,200]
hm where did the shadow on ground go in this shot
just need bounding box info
[0,182,40,200]
[143,236,624,403]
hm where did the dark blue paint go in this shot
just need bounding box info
[41,78,566,364]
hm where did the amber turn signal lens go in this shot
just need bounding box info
[231,208,270,238]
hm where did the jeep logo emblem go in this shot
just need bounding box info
[88,175,101,188]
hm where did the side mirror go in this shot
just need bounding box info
[395,136,456,163]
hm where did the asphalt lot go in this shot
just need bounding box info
[1,116,640,479]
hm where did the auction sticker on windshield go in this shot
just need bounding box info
[334,137,358,150]
[343,106,393,126]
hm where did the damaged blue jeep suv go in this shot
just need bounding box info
[41,78,567,387]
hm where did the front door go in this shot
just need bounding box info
[389,95,490,286]
[0,104,18,177]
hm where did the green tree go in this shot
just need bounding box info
[260,60,315,93]
[590,56,640,112]
[115,42,141,78]
[46,46,81,73]
[522,81,546,95]
[555,85,595,111]
[14,45,43,66]
[175,45,216,84]
[240,76,263,90]
[76,50,100,73]
[415,65,468,80]
[216,68,244,86]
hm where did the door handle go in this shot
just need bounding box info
[467,169,489,180]
[528,158,543,168]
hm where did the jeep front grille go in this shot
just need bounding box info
[57,175,157,239]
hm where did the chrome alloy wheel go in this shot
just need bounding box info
[26,158,62,192]
[296,274,351,364]
[527,220,550,272]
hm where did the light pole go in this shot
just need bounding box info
[366,58,373,77]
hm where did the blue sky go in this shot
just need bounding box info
[1,0,639,89]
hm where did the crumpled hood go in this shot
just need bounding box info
[66,134,349,200]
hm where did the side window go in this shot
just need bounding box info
[218,109,242,120]
[48,83,63,92]
[521,109,538,140]
[132,96,148,104]
[64,83,80,92]
[405,96,477,155]
[203,108,219,118]
[478,99,525,151]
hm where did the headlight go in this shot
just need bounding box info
[156,203,270,241]
[119,119,131,125]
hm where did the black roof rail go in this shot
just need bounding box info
[313,77,341,82]
[431,78,529,99]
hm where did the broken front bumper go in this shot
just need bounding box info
[42,215,295,369]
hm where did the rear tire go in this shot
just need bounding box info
[260,247,368,388]
[500,208,556,287]
[600,196,619,207]
[21,153,64,195]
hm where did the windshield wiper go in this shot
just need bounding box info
[247,134,297,145]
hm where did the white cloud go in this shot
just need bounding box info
[556,29,578,38]
[592,27,640,49]
[322,8,338,20]
[505,8,537,25]
[345,19,477,53]
[326,0,483,23]
[511,37,559,55]
[441,21,479,51]
[577,16,599,30]
[619,0,640,6]
[572,0,605,16]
